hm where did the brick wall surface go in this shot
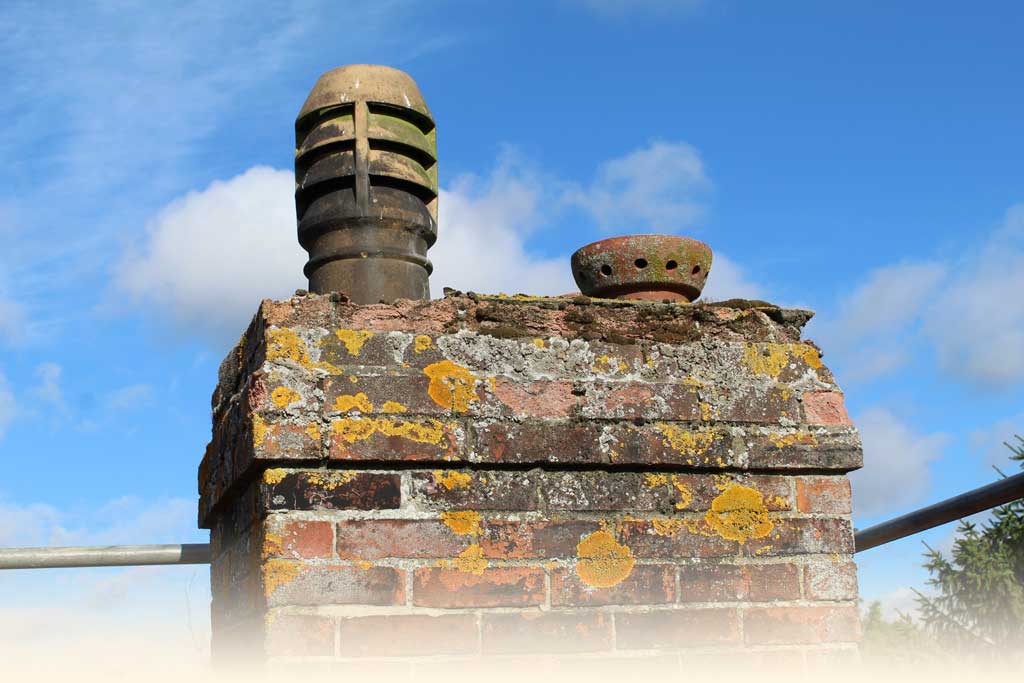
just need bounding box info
[200,292,863,675]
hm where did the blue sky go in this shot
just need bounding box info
[1,0,1023,663]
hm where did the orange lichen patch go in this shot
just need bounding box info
[796,344,823,369]
[271,387,301,408]
[252,415,269,447]
[306,471,356,489]
[655,424,717,457]
[643,473,669,488]
[440,510,482,535]
[439,544,488,575]
[305,421,322,441]
[532,338,546,349]
[348,375,359,384]
[334,392,373,413]
[335,329,374,356]
[768,432,819,448]
[358,560,373,570]
[671,477,694,510]
[432,470,472,490]
[705,484,774,543]
[576,530,635,588]
[743,343,823,377]
[700,402,713,421]
[331,417,378,443]
[262,559,301,597]
[381,400,408,413]
[424,360,480,412]
[262,532,283,558]
[262,468,288,485]
[593,354,628,374]
[413,335,433,353]
[651,518,686,536]
[266,328,310,365]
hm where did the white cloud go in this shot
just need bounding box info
[850,407,948,518]
[0,295,26,345]
[969,413,1024,468]
[566,140,711,232]
[0,370,14,438]
[115,166,305,345]
[31,361,64,410]
[102,383,155,413]
[700,252,765,301]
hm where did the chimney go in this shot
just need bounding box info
[199,65,863,676]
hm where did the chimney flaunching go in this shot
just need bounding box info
[295,65,437,304]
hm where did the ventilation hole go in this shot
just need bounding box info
[635,258,648,269]
[600,264,612,276]
[665,260,678,271]
[692,264,701,275]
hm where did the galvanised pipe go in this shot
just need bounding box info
[0,543,211,569]
[854,471,1024,553]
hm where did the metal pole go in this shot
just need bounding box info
[855,471,1024,553]
[0,543,211,570]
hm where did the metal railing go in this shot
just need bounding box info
[1,471,1021,569]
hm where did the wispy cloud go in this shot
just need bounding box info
[0,370,15,439]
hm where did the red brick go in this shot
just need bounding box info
[261,470,401,512]
[615,608,740,649]
[803,561,859,601]
[578,381,700,421]
[605,424,742,468]
[336,614,479,657]
[482,611,613,654]
[743,605,861,645]
[265,614,334,657]
[796,476,852,514]
[409,470,540,510]
[322,374,444,416]
[706,383,801,424]
[412,567,545,608]
[266,520,334,559]
[746,427,862,471]
[802,391,853,426]
[678,563,800,603]
[472,420,605,465]
[490,378,576,418]
[743,517,855,557]
[335,519,465,560]
[479,520,600,559]
[265,564,406,607]
[327,416,464,463]
[550,564,676,606]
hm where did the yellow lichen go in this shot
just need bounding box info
[700,402,713,421]
[358,560,373,570]
[335,329,374,356]
[305,421,322,441]
[266,328,309,365]
[262,532,283,559]
[414,335,433,353]
[376,418,445,444]
[333,392,374,413]
[705,484,774,543]
[593,355,628,373]
[683,377,703,387]
[643,473,669,488]
[348,375,359,384]
[262,468,288,485]
[331,417,378,443]
[423,360,480,412]
[744,343,823,377]
[672,477,694,510]
[262,559,300,597]
[532,338,545,349]
[440,510,482,535]
[252,414,269,447]
[797,344,823,369]
[306,471,356,489]
[271,386,301,408]
[381,400,408,413]
[655,424,717,457]
[451,544,488,575]
[651,518,686,536]
[433,470,472,490]
[768,431,819,448]
[575,530,635,588]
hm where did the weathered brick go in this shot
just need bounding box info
[746,427,862,471]
[479,520,600,559]
[412,567,545,607]
[335,519,466,560]
[409,470,541,510]
[264,518,334,559]
[678,563,800,602]
[481,611,613,654]
[336,614,479,657]
[578,381,700,421]
[743,517,855,557]
[804,560,859,601]
[550,564,676,606]
[802,390,853,426]
[744,605,861,645]
[472,420,605,465]
[265,614,335,657]
[327,415,464,462]
[490,378,576,418]
[796,476,852,514]
[705,383,801,424]
[615,608,740,649]
[265,563,406,607]
[618,519,737,559]
[322,373,444,416]
[605,423,742,468]
[261,470,401,512]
